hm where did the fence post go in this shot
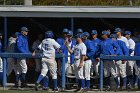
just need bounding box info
[3,58,7,89]
[62,54,65,90]
[99,59,103,91]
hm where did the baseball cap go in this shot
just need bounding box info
[91,30,97,35]
[83,32,90,37]
[21,27,29,32]
[67,30,73,36]
[124,31,131,35]
[114,28,122,33]
[110,34,117,38]
[102,30,110,35]
[75,33,83,38]
[15,32,20,36]
[77,28,83,33]
[63,28,68,33]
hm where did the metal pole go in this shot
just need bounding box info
[4,17,7,50]
[2,58,6,89]
[3,0,6,5]
[62,54,65,90]
[71,17,74,32]
[99,59,103,91]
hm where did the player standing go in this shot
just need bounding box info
[15,27,30,88]
[66,33,87,92]
[33,31,61,92]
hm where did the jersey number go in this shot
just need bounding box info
[44,44,49,51]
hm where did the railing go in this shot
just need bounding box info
[1,53,140,91]
[0,53,65,90]
[99,55,140,91]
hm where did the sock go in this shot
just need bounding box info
[36,75,44,84]
[114,77,120,87]
[138,79,140,88]
[86,80,90,88]
[78,79,81,88]
[16,74,20,82]
[43,76,49,88]
[122,77,127,87]
[21,73,26,83]
[53,79,57,89]
[81,79,85,88]
[129,75,134,85]
[134,75,138,85]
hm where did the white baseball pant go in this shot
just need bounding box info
[16,59,27,74]
[84,60,92,80]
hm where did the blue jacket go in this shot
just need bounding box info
[99,38,120,56]
[15,34,30,53]
[57,38,76,64]
[135,42,140,66]
[91,38,101,58]
[84,39,96,61]
[115,40,129,56]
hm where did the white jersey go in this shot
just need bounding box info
[38,38,61,59]
[73,42,87,59]
[128,38,135,56]
[117,36,129,48]
[32,40,42,53]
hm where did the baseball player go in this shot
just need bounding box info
[15,27,30,88]
[33,31,61,92]
[82,32,95,91]
[114,28,129,48]
[66,33,87,92]
[124,31,137,89]
[91,30,101,79]
[134,38,140,89]
[110,34,129,90]
[97,31,120,91]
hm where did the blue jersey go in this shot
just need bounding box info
[57,38,76,64]
[99,38,120,56]
[135,42,140,66]
[15,34,30,53]
[114,40,129,56]
[84,39,96,61]
[91,38,101,58]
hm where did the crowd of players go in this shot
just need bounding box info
[4,26,140,92]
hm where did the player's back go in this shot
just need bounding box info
[39,38,60,59]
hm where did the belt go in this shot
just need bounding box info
[74,58,80,61]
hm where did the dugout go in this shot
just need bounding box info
[0,6,140,84]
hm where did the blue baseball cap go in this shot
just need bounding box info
[114,28,122,33]
[125,31,131,35]
[75,33,83,38]
[15,32,20,36]
[102,30,110,35]
[110,34,117,38]
[83,32,90,37]
[91,30,97,35]
[21,27,29,32]
[77,28,83,33]
[67,30,73,36]
[63,28,68,33]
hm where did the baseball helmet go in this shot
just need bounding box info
[110,34,117,38]
[45,31,54,38]
[75,33,83,38]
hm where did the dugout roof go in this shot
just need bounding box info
[0,6,140,18]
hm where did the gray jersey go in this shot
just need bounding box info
[73,42,87,59]
[38,38,60,59]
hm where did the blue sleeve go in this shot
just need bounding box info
[135,43,140,56]
[122,42,129,56]
[16,37,27,53]
[112,41,120,55]
[0,42,2,53]
[56,38,65,50]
